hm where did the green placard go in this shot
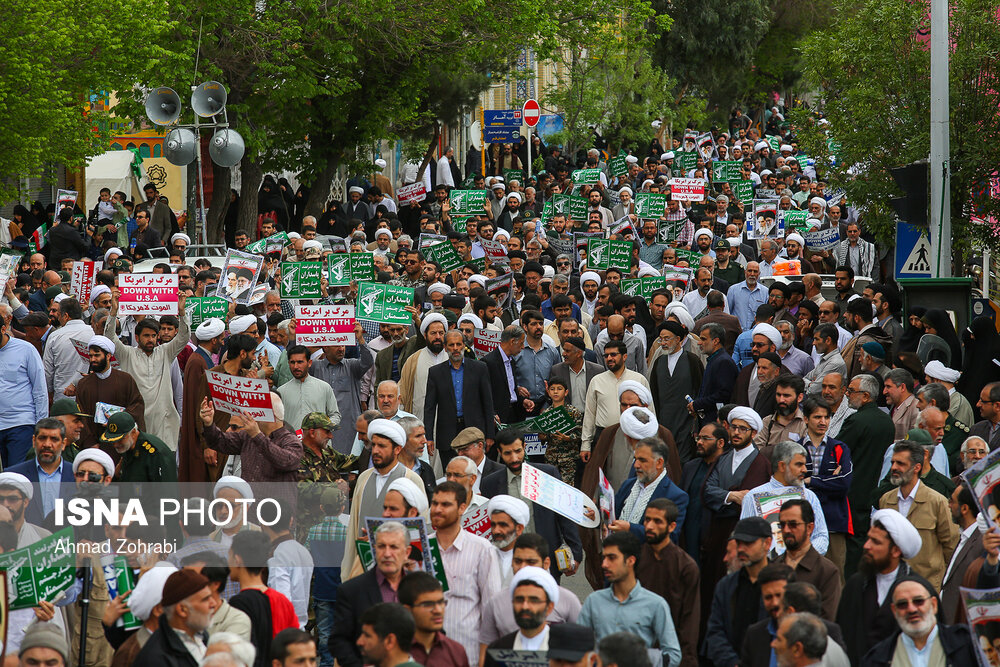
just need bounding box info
[766,135,780,152]
[468,257,487,273]
[187,296,229,329]
[780,209,811,231]
[450,190,488,215]
[280,261,324,299]
[586,238,632,271]
[0,528,75,609]
[422,241,464,273]
[712,160,743,183]
[634,193,668,219]
[356,282,414,324]
[674,151,698,171]
[657,218,686,244]
[501,406,576,433]
[246,231,290,255]
[571,168,602,185]
[540,201,554,223]
[609,151,628,178]
[621,276,667,300]
[103,556,141,630]
[552,194,588,222]
[503,169,524,184]
[327,253,375,286]
[675,249,702,265]
[734,180,755,205]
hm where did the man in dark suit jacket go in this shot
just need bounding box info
[548,349,603,412]
[484,328,528,425]
[695,290,743,354]
[940,485,985,624]
[481,432,583,579]
[8,417,77,526]
[425,331,495,462]
[612,439,689,544]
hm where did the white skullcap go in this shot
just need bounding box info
[510,565,559,605]
[727,237,742,247]
[375,228,392,240]
[507,191,524,204]
[73,448,115,477]
[287,232,301,240]
[349,186,365,195]
[387,478,428,514]
[641,179,655,189]
[617,380,652,406]
[468,275,487,289]
[89,285,111,304]
[580,271,601,287]
[625,155,639,164]
[489,494,530,527]
[104,247,123,263]
[420,312,448,336]
[493,229,510,241]
[214,475,253,500]
[492,183,506,192]
[664,302,695,331]
[780,144,793,152]
[638,265,660,278]
[871,509,922,559]
[170,233,191,245]
[303,239,323,251]
[618,186,633,196]
[375,158,387,168]
[752,322,782,349]
[542,265,555,279]
[694,228,713,241]
[427,282,451,296]
[755,141,769,151]
[367,419,407,447]
[0,472,32,500]
[760,169,773,177]
[128,563,178,621]
[495,176,505,182]
[924,360,961,383]
[53,293,69,304]
[663,151,675,160]
[620,406,660,440]
[195,318,226,341]
[458,313,483,329]
[88,335,115,355]
[728,406,763,432]
[229,314,257,334]
[809,196,827,208]
[785,233,805,247]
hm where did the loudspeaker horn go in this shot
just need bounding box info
[163,128,198,166]
[144,87,181,125]
[191,81,228,117]
[209,128,245,167]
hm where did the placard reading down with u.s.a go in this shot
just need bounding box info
[520,463,600,528]
[295,305,357,346]
[206,371,275,422]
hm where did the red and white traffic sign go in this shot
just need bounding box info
[522,99,540,127]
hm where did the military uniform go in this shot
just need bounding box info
[297,412,356,538]
[941,414,971,474]
[539,403,583,484]
[116,432,178,483]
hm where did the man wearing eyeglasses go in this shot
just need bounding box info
[772,500,842,622]
[401,571,468,667]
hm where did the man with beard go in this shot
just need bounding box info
[47,398,88,460]
[864,576,977,666]
[580,271,601,317]
[635,498,701,667]
[581,341,650,462]
[587,188,614,228]
[374,313,424,386]
[775,320,814,376]
[771,500,842,621]
[608,432,688,543]
[639,220,668,269]
[648,320,703,449]
[278,344,342,442]
[311,327,373,454]
[683,268,724,321]
[741,441,830,556]
[769,613,830,667]
[399,314,449,428]
[692,228,715,260]
[754,374,807,460]
[487,495,529,585]
[732,322,783,406]
[939,485,984,624]
[482,566,560,666]
[136,570,219,667]
[752,352,783,418]
[705,516,773,667]
[739,563,798,667]
[73,334,145,449]
[681,422,727,565]
[6,419,74,526]
[837,508,921,664]
[457,314,482,357]
[803,324,847,395]
[396,416,436,497]
[425,331,494,463]
[179,318,228,483]
[877,441,958,589]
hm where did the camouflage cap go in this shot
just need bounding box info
[320,486,344,509]
[301,412,334,432]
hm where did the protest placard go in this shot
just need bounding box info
[216,249,265,305]
[521,463,600,528]
[449,190,488,215]
[186,296,229,330]
[547,236,575,260]
[675,150,698,171]
[963,447,1000,529]
[745,200,782,240]
[620,276,668,300]
[772,259,802,276]
[450,216,471,234]
[55,189,77,222]
[279,261,324,299]
[504,169,524,184]
[657,218,686,244]
[118,273,178,316]
[207,370,275,422]
[363,516,448,590]
[571,168,602,185]
[540,200,554,223]
[101,555,141,630]
[754,489,806,551]
[462,505,492,539]
[586,238,632,271]
[668,178,706,202]
[712,160,743,183]
[356,282,414,325]
[778,209,812,232]
[0,528,76,609]
[418,233,448,249]
[552,194,589,222]
[245,231,290,255]
[961,586,1000,667]
[473,328,502,358]
[487,650,548,667]
[0,251,22,286]
[70,338,120,369]
[634,193,668,219]
[598,469,616,526]
[610,216,637,240]
[609,150,628,177]
[766,135,780,152]
[804,228,840,252]
[733,179,755,205]
[574,232,604,266]
[327,252,375,286]
[295,304,357,346]
[422,241,464,273]
[397,182,427,206]
[479,238,509,264]
[69,260,101,304]
[486,272,513,308]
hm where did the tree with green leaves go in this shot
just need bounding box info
[794,0,1000,261]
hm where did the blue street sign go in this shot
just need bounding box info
[895,221,933,279]
[483,109,522,142]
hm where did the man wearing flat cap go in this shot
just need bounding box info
[73,334,146,450]
[546,622,596,667]
[450,427,504,492]
[837,508,921,665]
[136,569,219,667]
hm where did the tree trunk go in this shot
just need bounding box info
[416,123,441,182]
[237,156,262,238]
[206,161,231,244]
[304,158,341,219]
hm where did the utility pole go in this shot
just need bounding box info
[929,0,951,277]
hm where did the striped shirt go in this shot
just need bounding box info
[440,529,502,667]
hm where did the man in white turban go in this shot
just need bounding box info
[488,495,530,584]
[398,313,449,433]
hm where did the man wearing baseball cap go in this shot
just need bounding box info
[547,622,596,667]
[47,398,90,458]
[100,411,177,483]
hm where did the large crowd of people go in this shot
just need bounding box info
[2,111,999,667]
